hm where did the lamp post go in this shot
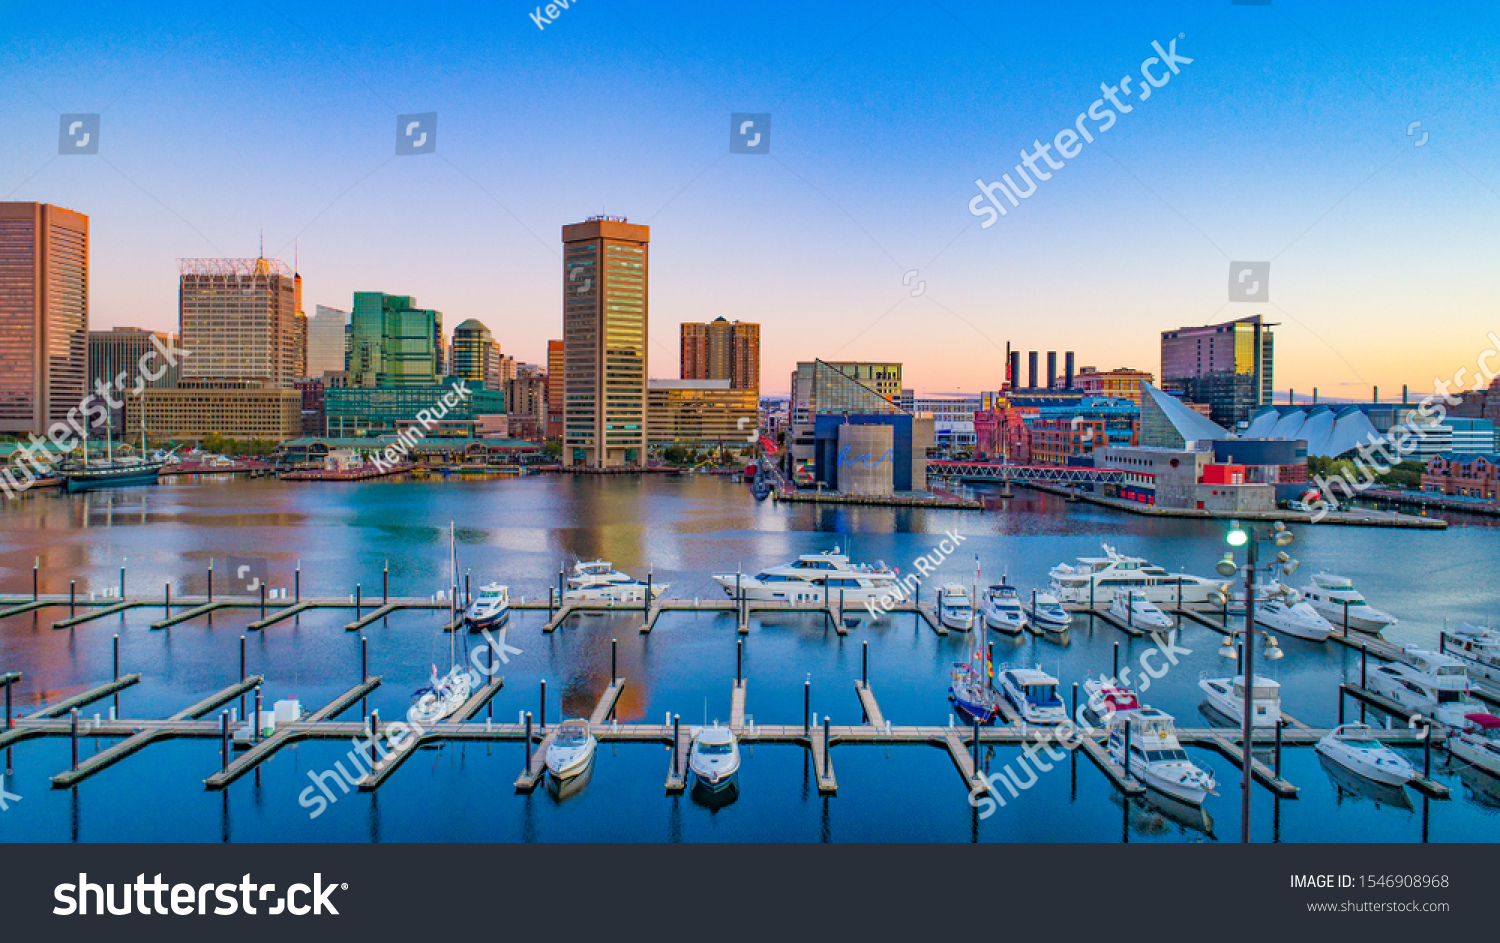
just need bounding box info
[1216,519,1294,844]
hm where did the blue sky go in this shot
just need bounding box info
[3,0,1497,396]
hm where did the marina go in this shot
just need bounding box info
[1,473,1497,842]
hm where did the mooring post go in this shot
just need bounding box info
[1123,718,1132,779]
[672,713,682,777]
[612,638,618,684]
[1072,682,1079,725]
[69,580,75,617]
[383,561,389,604]
[4,681,10,730]
[737,638,743,684]
[824,715,832,777]
[1338,687,1345,725]
[804,677,811,734]
[70,708,79,770]
[524,712,533,771]
[558,566,564,603]
[32,559,38,602]
[260,582,266,619]
[361,635,368,682]
[645,571,652,615]
[1177,579,1182,611]
[861,639,868,688]
[971,713,980,773]
[1343,599,1350,637]
[120,565,126,601]
[207,563,213,603]
[465,571,471,608]
[220,709,229,770]
[1361,647,1367,689]
[295,563,300,603]
[239,635,247,720]
[355,583,361,619]
[1090,580,1095,611]
[1112,641,1119,680]
[253,688,262,744]
[113,633,121,715]
[839,588,845,625]
[164,583,170,614]
[1423,725,1432,778]
[1274,719,1283,777]
[539,679,546,731]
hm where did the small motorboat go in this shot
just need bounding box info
[1082,673,1141,725]
[981,583,1028,634]
[1107,707,1217,805]
[464,582,510,629]
[1198,675,1281,727]
[949,648,1002,724]
[545,718,597,781]
[1026,591,1072,632]
[1109,590,1174,630]
[937,583,975,631]
[1318,753,1415,811]
[1315,723,1416,786]
[998,666,1067,725]
[1442,625,1500,686]
[1448,712,1500,777]
[688,722,741,792]
[408,663,474,726]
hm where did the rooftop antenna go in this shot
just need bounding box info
[259,228,264,259]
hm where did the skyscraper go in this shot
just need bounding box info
[562,216,648,468]
[307,305,349,377]
[680,318,759,392]
[451,319,496,387]
[0,202,88,434]
[292,271,307,378]
[546,338,564,439]
[179,257,298,386]
[88,327,179,429]
[1160,314,1275,428]
[349,292,443,388]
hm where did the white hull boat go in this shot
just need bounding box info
[689,722,741,791]
[998,666,1067,725]
[1107,707,1216,805]
[1252,584,1332,641]
[1442,625,1500,686]
[545,719,597,781]
[1109,590,1174,630]
[1299,572,1396,634]
[1049,543,1226,606]
[713,546,900,605]
[1198,675,1282,727]
[1315,724,1415,787]
[938,583,975,631]
[408,663,474,726]
[1449,713,1500,777]
[1366,648,1475,728]
[464,583,510,628]
[1025,592,1072,632]
[981,583,1027,633]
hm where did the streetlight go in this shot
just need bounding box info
[1217,518,1295,844]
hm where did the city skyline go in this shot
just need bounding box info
[3,2,1498,398]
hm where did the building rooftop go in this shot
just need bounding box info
[1243,405,1381,458]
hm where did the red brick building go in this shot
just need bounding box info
[1423,452,1500,500]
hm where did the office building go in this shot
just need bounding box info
[307,305,348,377]
[647,379,757,447]
[1422,453,1500,500]
[508,364,547,439]
[680,318,761,392]
[1161,314,1274,427]
[546,339,564,439]
[349,292,443,388]
[0,202,89,434]
[451,319,503,389]
[562,216,648,468]
[1076,367,1154,406]
[87,328,181,430]
[324,379,506,438]
[730,321,760,392]
[179,256,298,387]
[789,360,902,423]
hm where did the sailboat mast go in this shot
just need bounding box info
[450,521,457,668]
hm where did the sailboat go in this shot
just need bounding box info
[64,410,170,492]
[407,522,479,726]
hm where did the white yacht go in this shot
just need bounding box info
[567,559,633,588]
[981,583,1027,633]
[1366,648,1475,728]
[545,719,597,781]
[408,663,474,726]
[567,560,667,600]
[463,582,510,628]
[1107,708,1217,805]
[713,547,900,605]
[1026,591,1072,632]
[1441,625,1500,686]
[1252,583,1332,642]
[1298,573,1397,634]
[1315,724,1416,787]
[1198,675,1282,727]
[1083,674,1142,724]
[1109,590,1174,630]
[1049,544,1224,606]
[1449,713,1500,777]
[688,722,741,791]
[937,583,975,631]
[998,666,1067,725]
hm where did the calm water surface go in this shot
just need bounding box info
[1,474,1497,842]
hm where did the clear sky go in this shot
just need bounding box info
[3,0,1497,398]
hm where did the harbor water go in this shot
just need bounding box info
[1,474,1498,842]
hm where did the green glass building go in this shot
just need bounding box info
[349,292,445,388]
[324,379,505,437]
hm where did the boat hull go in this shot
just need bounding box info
[64,467,163,492]
[1314,740,1413,787]
[466,608,510,630]
[1449,735,1500,777]
[546,739,597,781]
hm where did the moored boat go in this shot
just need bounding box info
[1198,675,1282,727]
[1025,591,1072,632]
[938,583,975,631]
[949,648,1001,724]
[1109,590,1174,630]
[981,582,1027,633]
[1449,713,1500,777]
[1315,723,1416,787]
[1366,648,1475,728]
[712,547,899,605]
[1298,572,1397,634]
[1049,543,1225,606]
[464,582,510,628]
[688,722,741,792]
[1442,625,1500,686]
[545,719,597,781]
[1107,707,1217,805]
[998,666,1066,725]
[1253,583,1333,641]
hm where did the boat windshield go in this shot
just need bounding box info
[698,742,733,755]
[1436,689,1469,704]
[1145,749,1189,762]
[1338,727,1377,744]
[1025,685,1062,706]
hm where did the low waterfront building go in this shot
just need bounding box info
[1422,452,1500,500]
[1075,367,1153,406]
[87,327,182,431]
[1139,383,1228,450]
[125,384,302,442]
[810,413,934,495]
[323,380,505,438]
[646,379,757,448]
[1242,404,1382,459]
[275,435,539,466]
[1096,445,1276,512]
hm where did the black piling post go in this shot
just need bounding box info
[113,633,120,715]
[539,679,546,731]
[260,582,266,619]
[612,638,618,684]
[220,709,229,770]
[1072,682,1079,725]
[525,712,533,771]
[32,560,38,602]
[672,714,681,777]
[70,708,79,770]
[737,638,743,684]
[253,688,262,744]
[971,713,980,772]
[645,571,652,615]
[1274,719,1283,777]
[1123,717,1132,779]
[120,565,126,601]
[383,561,388,604]
[1343,599,1350,637]
[69,580,75,618]
[1361,647,1368,689]
[355,583,361,619]
[824,715,832,777]
[207,564,213,603]
[1112,641,1119,680]
[295,565,300,603]
[4,682,10,730]
[1424,726,1432,779]
[1338,687,1345,725]
[861,639,868,688]
[465,571,471,609]
[361,635,368,682]
[558,566,564,603]
[804,677,811,734]
[239,635,247,721]
[164,583,170,614]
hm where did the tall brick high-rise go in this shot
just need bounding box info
[0,202,89,434]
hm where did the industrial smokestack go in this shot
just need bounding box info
[1009,351,1021,391]
[1028,351,1038,390]
[1064,352,1075,390]
[1046,352,1057,390]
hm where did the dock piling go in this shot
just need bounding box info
[861,640,868,688]
[1361,647,1368,689]
[1275,720,1283,776]
[1338,687,1345,725]
[1424,725,1432,778]
[804,678,811,734]
[1112,642,1119,680]
[239,635,247,720]
[1123,718,1131,781]
[384,562,388,604]
[260,582,266,618]
[611,638,618,684]
[356,584,361,619]
[971,714,980,772]
[295,564,300,603]
[524,712,533,771]
[645,572,652,615]
[1072,682,1079,725]
[120,565,126,601]
[113,634,121,715]
[737,638,743,684]
[539,679,546,731]
[672,714,681,778]
[824,716,832,777]
[253,688,262,745]
[465,572,470,608]
[4,681,10,730]
[164,583,170,614]
[220,710,229,770]
[361,635,368,682]
[69,580,75,617]
[33,560,38,602]
[207,564,213,603]
[70,708,79,769]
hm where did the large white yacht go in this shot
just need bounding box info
[1252,582,1333,642]
[1297,573,1397,634]
[1049,544,1224,606]
[1107,708,1217,806]
[713,547,900,604]
[1366,648,1476,728]
[1198,675,1282,727]
[1441,624,1500,686]
[566,560,667,600]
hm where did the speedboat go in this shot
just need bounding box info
[545,719,597,781]
[1083,673,1141,725]
[463,582,510,628]
[1107,707,1217,805]
[1109,590,1174,630]
[1315,724,1416,786]
[1026,592,1072,632]
[1318,753,1415,811]
[937,583,975,631]
[1442,625,1500,686]
[949,648,1002,724]
[713,547,901,605]
[980,583,1028,633]
[1198,675,1281,727]
[688,722,741,792]
[1298,573,1397,634]
[998,666,1067,725]
[1048,543,1225,606]
[1366,648,1476,728]
[408,663,474,726]
[1252,582,1332,641]
[1449,713,1500,777]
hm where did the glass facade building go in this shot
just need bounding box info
[1160,315,1274,428]
[324,380,505,437]
[349,292,443,388]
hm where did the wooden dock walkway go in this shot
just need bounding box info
[1076,735,1146,795]
[1172,608,1232,634]
[151,601,226,629]
[942,729,983,790]
[52,600,143,630]
[589,681,625,725]
[1200,733,1299,797]
[664,726,692,793]
[247,600,312,630]
[730,681,748,729]
[205,678,380,790]
[855,682,884,727]
[29,675,140,720]
[807,729,837,794]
